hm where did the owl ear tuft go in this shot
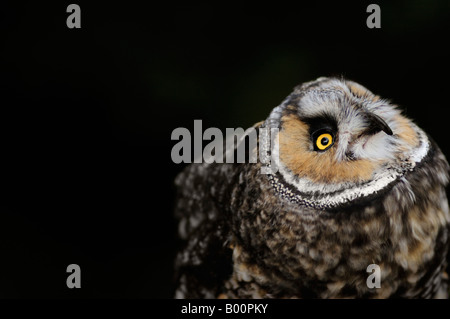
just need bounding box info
[252,121,265,129]
[293,76,330,92]
[345,80,374,97]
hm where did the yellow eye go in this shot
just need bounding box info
[316,133,333,151]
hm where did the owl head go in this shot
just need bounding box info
[264,77,431,209]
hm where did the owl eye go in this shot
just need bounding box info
[312,130,334,152]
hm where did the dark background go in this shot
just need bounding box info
[0,1,449,298]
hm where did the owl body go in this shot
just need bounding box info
[174,77,450,298]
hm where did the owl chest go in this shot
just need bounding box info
[225,191,449,299]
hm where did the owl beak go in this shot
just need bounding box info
[364,112,393,136]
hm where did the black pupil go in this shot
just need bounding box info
[320,136,329,145]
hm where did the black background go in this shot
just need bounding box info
[0,1,449,298]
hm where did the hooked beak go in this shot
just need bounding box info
[363,112,393,136]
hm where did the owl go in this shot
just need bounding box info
[173,77,450,299]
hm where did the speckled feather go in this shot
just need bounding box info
[174,77,450,299]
